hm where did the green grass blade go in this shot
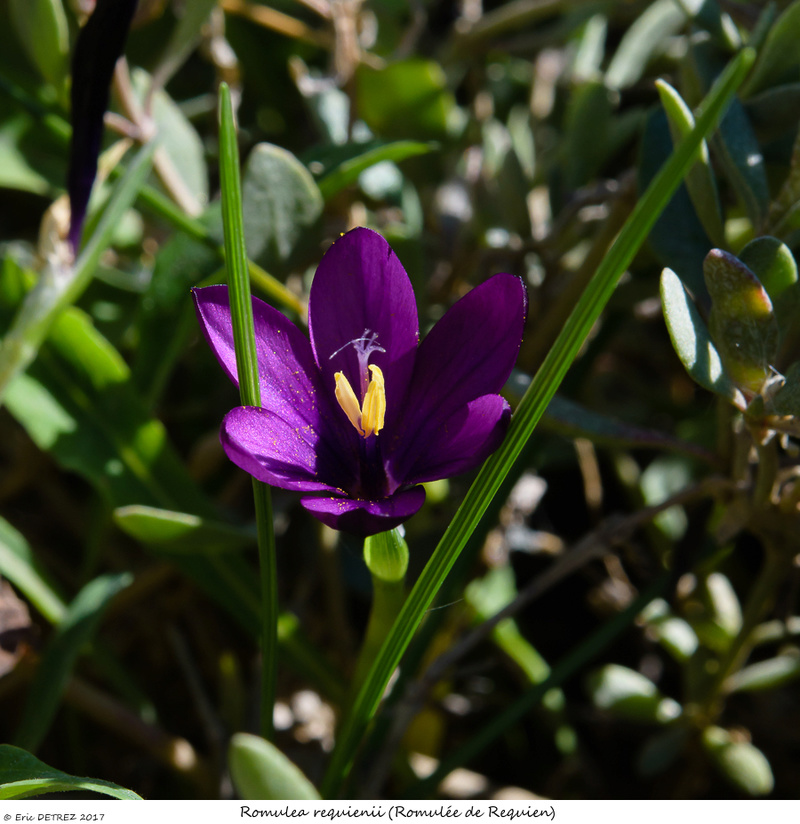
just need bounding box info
[0,745,142,800]
[218,82,278,741]
[14,572,133,752]
[320,47,755,798]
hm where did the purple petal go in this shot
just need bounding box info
[404,395,511,484]
[193,285,332,429]
[68,0,138,252]
[221,406,345,492]
[300,486,426,536]
[308,228,419,434]
[388,273,526,479]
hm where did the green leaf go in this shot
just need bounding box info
[660,268,741,404]
[586,664,681,723]
[15,573,133,752]
[570,14,607,82]
[562,80,613,189]
[725,653,800,693]
[241,143,323,276]
[5,305,206,513]
[705,249,779,397]
[639,598,699,663]
[131,68,208,212]
[309,139,436,201]
[741,0,800,97]
[0,745,142,800]
[640,111,712,297]
[0,109,58,194]
[114,505,255,552]
[229,733,320,800]
[321,49,755,798]
[738,236,798,301]
[640,456,692,539]
[711,99,770,230]
[702,726,774,796]
[0,516,66,625]
[131,208,222,405]
[605,0,687,89]
[357,59,455,140]
[656,80,725,247]
[690,573,743,651]
[8,0,69,87]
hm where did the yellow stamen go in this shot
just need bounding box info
[334,365,386,438]
[334,371,364,435]
[361,365,386,437]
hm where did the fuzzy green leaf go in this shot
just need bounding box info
[702,726,774,796]
[114,505,255,553]
[741,0,800,97]
[660,267,741,403]
[241,143,323,276]
[586,664,681,724]
[8,0,69,87]
[656,80,724,246]
[726,653,800,693]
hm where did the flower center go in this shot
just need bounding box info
[331,329,387,438]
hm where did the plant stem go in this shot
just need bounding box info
[352,576,407,698]
[218,82,278,740]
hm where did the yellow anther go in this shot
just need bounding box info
[334,365,386,438]
[361,365,386,437]
[334,371,364,436]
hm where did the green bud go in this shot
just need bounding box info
[363,528,409,583]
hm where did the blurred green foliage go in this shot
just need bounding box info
[1,0,800,802]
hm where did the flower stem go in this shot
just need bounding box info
[349,530,409,715]
[218,82,277,740]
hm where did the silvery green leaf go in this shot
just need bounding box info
[660,268,742,405]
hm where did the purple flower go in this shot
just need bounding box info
[193,228,527,536]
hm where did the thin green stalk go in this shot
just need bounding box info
[351,531,410,697]
[320,47,755,798]
[218,82,277,741]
